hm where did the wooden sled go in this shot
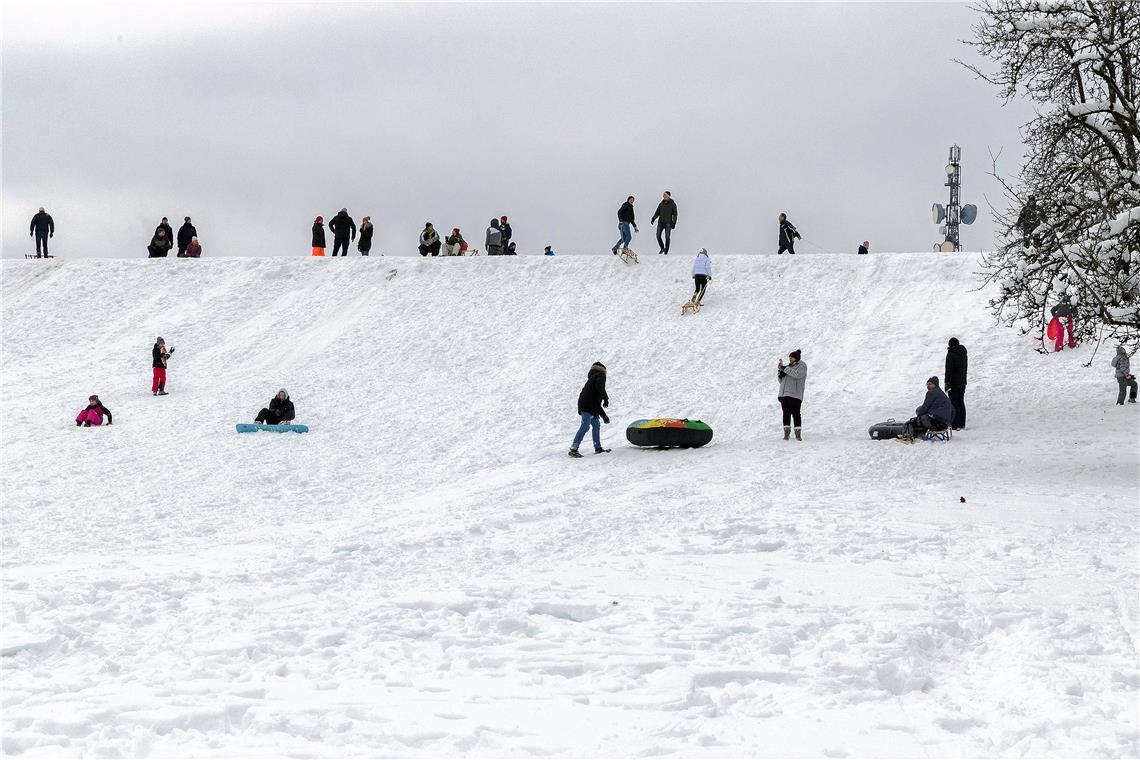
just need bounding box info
[25,254,55,259]
[682,299,701,315]
[619,247,638,264]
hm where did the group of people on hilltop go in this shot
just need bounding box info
[312,209,371,256]
[148,217,201,258]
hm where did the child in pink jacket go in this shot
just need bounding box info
[75,395,113,426]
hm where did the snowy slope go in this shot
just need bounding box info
[1,253,1137,758]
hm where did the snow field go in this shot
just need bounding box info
[1,253,1137,757]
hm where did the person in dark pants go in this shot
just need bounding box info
[30,207,54,257]
[358,216,374,255]
[486,219,503,256]
[944,337,968,429]
[612,196,638,254]
[155,217,174,247]
[569,362,610,457]
[500,216,512,252]
[778,213,800,254]
[777,349,807,440]
[651,191,678,254]
[691,248,712,303]
[152,337,174,395]
[419,222,441,256]
[312,216,326,256]
[1016,194,1044,246]
[177,217,198,257]
[897,377,954,443]
[1111,346,1138,405]
[255,388,296,424]
[329,208,356,256]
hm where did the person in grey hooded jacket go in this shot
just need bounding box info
[898,376,954,442]
[777,349,807,440]
[1111,346,1137,405]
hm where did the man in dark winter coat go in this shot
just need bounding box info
[778,213,800,254]
[151,218,174,257]
[651,191,677,254]
[255,388,296,425]
[569,362,610,457]
[29,207,54,257]
[612,196,638,255]
[944,337,968,430]
[329,208,357,256]
[1016,195,1044,245]
[898,376,954,443]
[176,217,198,257]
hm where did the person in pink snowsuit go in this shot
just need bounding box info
[1051,300,1077,352]
[75,395,113,426]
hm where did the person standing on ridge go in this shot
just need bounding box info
[312,216,326,256]
[358,216,374,256]
[152,337,174,396]
[486,218,503,256]
[944,337,968,430]
[177,217,197,257]
[778,213,800,254]
[29,207,54,258]
[651,191,677,255]
[612,196,638,255]
[858,240,869,255]
[1111,346,1137,405]
[569,361,610,458]
[329,208,356,256]
[500,216,513,253]
[418,222,441,256]
[777,349,807,441]
[691,248,712,304]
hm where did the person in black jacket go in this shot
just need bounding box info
[944,337,968,430]
[500,216,513,252]
[329,208,356,256]
[154,218,174,252]
[30,207,54,257]
[651,191,678,254]
[75,394,113,426]
[152,337,174,395]
[778,213,800,254]
[611,196,638,255]
[255,388,296,425]
[570,362,610,457]
[358,216,374,255]
[177,217,198,257]
[312,216,326,256]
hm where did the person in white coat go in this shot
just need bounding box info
[777,349,807,440]
[691,248,712,303]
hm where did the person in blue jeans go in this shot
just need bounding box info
[611,196,638,254]
[569,361,610,458]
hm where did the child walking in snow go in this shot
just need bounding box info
[569,362,610,458]
[75,394,113,426]
[1111,346,1137,405]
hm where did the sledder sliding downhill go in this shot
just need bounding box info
[892,376,955,444]
[237,388,308,433]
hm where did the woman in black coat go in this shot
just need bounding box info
[312,216,326,256]
[569,362,610,457]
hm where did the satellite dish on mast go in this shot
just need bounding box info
[939,241,956,252]
[932,203,945,224]
[961,204,978,225]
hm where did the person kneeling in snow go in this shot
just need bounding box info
[255,388,296,425]
[897,376,954,443]
[76,394,113,426]
[569,362,610,458]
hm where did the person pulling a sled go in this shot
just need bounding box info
[152,337,173,396]
[777,349,807,440]
[897,376,954,444]
[1111,346,1138,405]
[75,394,113,426]
[612,196,638,255]
[691,248,712,304]
[569,362,610,458]
[777,213,800,255]
[255,388,296,425]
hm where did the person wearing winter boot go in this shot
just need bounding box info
[569,361,610,457]
[1050,298,1076,351]
[777,213,800,254]
[312,216,326,256]
[944,337,968,430]
[418,222,441,256]
[612,196,638,255]
[151,337,174,396]
[255,388,296,425]
[329,208,356,256]
[75,394,113,426]
[486,218,503,256]
[897,376,954,443]
[691,248,712,304]
[30,207,54,257]
[443,227,465,256]
[1111,346,1138,405]
[651,191,677,254]
[777,349,807,440]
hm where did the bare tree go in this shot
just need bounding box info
[962,0,1139,352]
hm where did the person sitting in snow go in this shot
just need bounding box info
[569,362,610,458]
[255,388,296,425]
[185,236,202,258]
[858,241,869,255]
[443,227,465,256]
[544,245,555,256]
[897,376,954,443]
[75,394,113,426]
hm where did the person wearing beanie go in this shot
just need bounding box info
[255,388,296,425]
[443,227,466,256]
[418,222,441,257]
[1111,346,1138,405]
[486,218,503,256]
[151,337,174,396]
[357,216,374,256]
[897,376,954,443]
[499,216,512,253]
[176,217,198,257]
[691,249,712,304]
[312,216,326,256]
[329,208,356,256]
[944,337,968,429]
[777,349,807,440]
[570,362,610,457]
[29,206,54,258]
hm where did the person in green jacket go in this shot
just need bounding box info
[651,191,678,255]
[443,227,466,256]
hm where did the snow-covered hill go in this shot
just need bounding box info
[2,253,1137,757]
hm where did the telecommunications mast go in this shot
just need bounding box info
[931,144,977,251]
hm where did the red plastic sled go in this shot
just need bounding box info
[1046,317,1060,341]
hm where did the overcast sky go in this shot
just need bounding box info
[2,1,1034,258]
